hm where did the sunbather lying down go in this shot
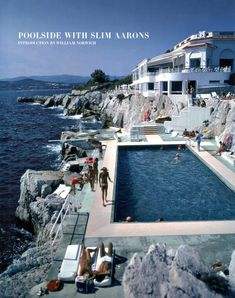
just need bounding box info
[79,242,113,282]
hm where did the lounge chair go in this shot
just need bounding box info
[93,246,114,287]
[58,245,81,282]
[171,131,179,138]
[53,184,71,199]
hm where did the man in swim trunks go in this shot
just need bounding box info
[93,158,99,183]
[99,167,113,207]
[79,245,97,280]
[79,242,113,281]
[88,165,95,191]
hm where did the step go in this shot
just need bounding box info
[143,126,158,135]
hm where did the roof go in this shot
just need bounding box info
[183,42,217,49]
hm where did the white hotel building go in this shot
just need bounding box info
[132,31,235,101]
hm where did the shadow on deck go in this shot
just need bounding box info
[47,212,89,281]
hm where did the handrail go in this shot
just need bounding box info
[137,66,232,78]
[49,193,73,259]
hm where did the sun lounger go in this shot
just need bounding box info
[171,131,179,138]
[53,184,71,199]
[221,151,235,166]
[58,245,81,282]
[93,246,114,287]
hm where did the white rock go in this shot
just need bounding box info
[123,244,225,298]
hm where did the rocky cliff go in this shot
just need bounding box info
[17,88,235,142]
[0,243,52,298]
[16,170,63,223]
[17,89,183,132]
[204,100,235,144]
[123,243,235,298]
[0,169,74,297]
[100,92,178,131]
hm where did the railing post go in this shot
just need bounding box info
[50,235,53,261]
[61,212,63,233]
[48,193,72,260]
[68,196,71,216]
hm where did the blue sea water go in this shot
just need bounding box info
[0,89,99,273]
[115,145,235,222]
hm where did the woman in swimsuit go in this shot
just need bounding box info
[99,167,112,207]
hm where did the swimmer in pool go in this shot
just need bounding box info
[174,153,180,162]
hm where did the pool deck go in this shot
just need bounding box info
[33,134,235,298]
[86,136,235,238]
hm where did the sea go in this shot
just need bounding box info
[0,89,99,273]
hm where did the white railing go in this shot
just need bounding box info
[182,66,231,73]
[138,66,232,79]
[49,194,73,259]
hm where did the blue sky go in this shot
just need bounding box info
[0,0,234,78]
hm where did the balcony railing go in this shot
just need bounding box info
[182,66,231,73]
[133,66,232,80]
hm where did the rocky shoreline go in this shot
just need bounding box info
[16,88,178,131]
[1,87,235,297]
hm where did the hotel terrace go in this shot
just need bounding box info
[132,31,235,101]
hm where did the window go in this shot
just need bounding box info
[171,81,182,94]
[162,81,168,94]
[162,81,168,91]
[190,58,201,68]
[209,80,220,84]
[219,59,233,70]
[148,83,154,90]
[220,32,234,36]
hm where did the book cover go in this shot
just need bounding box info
[0,0,235,297]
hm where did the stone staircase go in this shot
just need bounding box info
[130,123,165,141]
[143,125,158,135]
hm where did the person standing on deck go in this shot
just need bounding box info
[71,178,78,194]
[195,131,203,151]
[99,167,113,207]
[93,158,99,183]
[88,165,95,191]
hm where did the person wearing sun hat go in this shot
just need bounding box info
[99,167,113,207]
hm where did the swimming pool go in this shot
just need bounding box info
[114,145,235,222]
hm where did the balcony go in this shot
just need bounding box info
[135,66,232,80]
[182,66,231,73]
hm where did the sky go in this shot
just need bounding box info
[0,0,234,79]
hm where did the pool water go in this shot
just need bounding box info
[114,145,235,222]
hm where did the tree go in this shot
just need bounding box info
[116,75,132,85]
[90,69,109,84]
